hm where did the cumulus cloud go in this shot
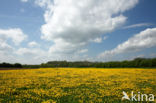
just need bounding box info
[0,42,13,52]
[28,41,39,47]
[91,37,102,43]
[16,48,43,56]
[91,36,108,43]
[34,0,138,55]
[0,28,28,63]
[15,47,48,64]
[0,42,13,63]
[77,49,88,54]
[0,28,27,62]
[15,45,53,64]
[15,47,89,64]
[0,28,27,45]
[123,23,153,29]
[48,38,88,54]
[98,28,156,59]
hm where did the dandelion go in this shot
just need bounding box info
[0,68,155,102]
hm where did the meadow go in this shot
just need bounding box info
[0,68,155,103]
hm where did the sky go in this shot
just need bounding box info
[0,0,156,64]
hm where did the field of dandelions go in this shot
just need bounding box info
[0,68,155,103]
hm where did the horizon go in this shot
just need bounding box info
[1,57,155,65]
[0,0,156,64]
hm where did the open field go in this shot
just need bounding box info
[0,68,155,103]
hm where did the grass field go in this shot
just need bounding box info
[0,68,155,103]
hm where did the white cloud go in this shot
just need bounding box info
[123,23,153,29]
[0,28,27,63]
[0,42,14,63]
[92,37,102,43]
[1,45,48,64]
[91,36,108,43]
[77,49,88,54]
[0,41,14,63]
[0,28,29,63]
[21,0,28,2]
[0,28,27,45]
[15,46,88,64]
[15,47,48,64]
[0,42,13,52]
[28,41,39,47]
[2,0,139,64]
[16,48,43,56]
[48,38,86,54]
[34,0,138,55]
[98,28,156,59]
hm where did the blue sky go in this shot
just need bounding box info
[0,0,156,64]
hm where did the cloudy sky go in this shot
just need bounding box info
[0,0,156,64]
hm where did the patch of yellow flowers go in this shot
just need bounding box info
[0,68,155,103]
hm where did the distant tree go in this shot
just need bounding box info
[14,63,22,68]
[1,57,156,68]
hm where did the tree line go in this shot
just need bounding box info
[0,63,22,68]
[40,58,156,68]
[0,58,156,68]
